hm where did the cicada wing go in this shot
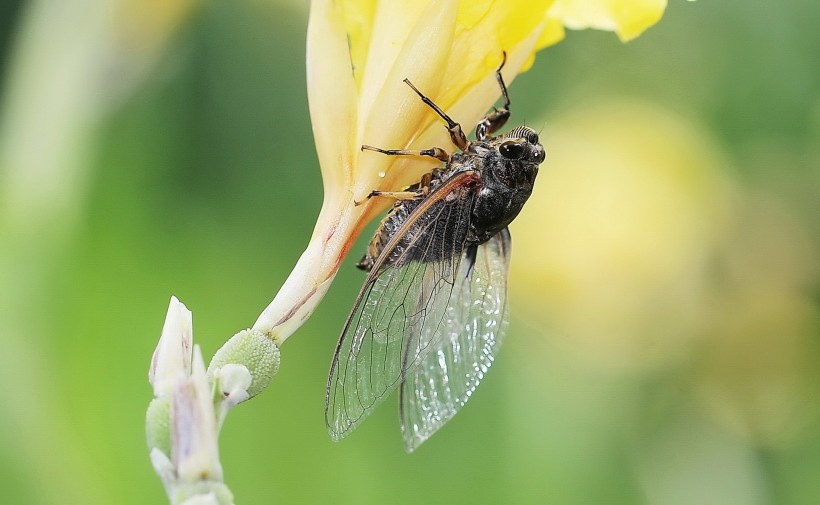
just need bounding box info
[325,172,480,441]
[400,228,511,452]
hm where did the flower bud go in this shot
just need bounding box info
[207,329,280,399]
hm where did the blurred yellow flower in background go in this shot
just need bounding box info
[510,99,736,370]
[254,0,668,344]
[695,195,820,446]
[502,97,820,504]
[503,96,820,496]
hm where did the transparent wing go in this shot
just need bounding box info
[325,172,479,441]
[400,228,511,452]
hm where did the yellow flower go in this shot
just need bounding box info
[252,0,667,343]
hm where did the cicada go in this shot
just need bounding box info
[326,54,546,451]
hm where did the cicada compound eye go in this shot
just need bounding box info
[498,140,525,160]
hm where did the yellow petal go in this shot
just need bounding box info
[306,0,360,192]
[548,0,667,41]
[611,0,667,41]
[356,0,444,129]
[438,0,556,111]
[354,0,458,198]
[340,0,378,87]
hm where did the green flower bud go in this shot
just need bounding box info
[146,396,171,456]
[207,329,280,399]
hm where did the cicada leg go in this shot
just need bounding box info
[475,52,511,141]
[354,172,433,207]
[402,79,468,151]
[361,145,449,163]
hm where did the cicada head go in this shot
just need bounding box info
[480,125,544,192]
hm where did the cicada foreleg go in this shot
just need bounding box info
[475,52,511,141]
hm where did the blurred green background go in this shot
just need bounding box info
[1,1,818,504]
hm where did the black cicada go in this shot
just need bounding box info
[326,54,545,451]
